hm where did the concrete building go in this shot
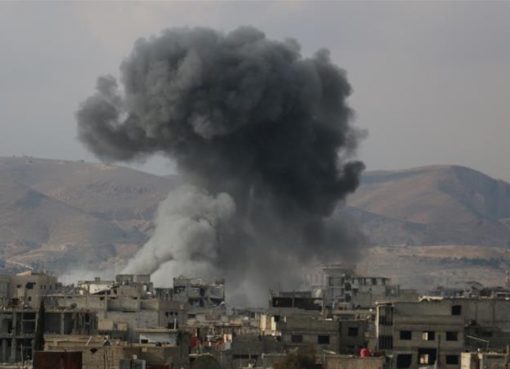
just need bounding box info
[274,314,368,355]
[461,351,510,369]
[229,335,283,368]
[46,274,188,343]
[321,265,416,309]
[44,334,190,369]
[376,301,465,369]
[115,274,153,295]
[137,327,181,345]
[279,315,341,352]
[260,352,385,369]
[0,308,96,363]
[78,277,115,295]
[9,271,58,309]
[323,354,385,369]
[415,297,510,350]
[270,290,323,311]
[260,290,323,336]
[173,276,225,310]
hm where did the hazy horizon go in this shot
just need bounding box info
[1,2,509,179]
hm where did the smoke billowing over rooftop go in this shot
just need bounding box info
[76,26,366,305]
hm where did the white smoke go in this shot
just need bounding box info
[123,185,236,279]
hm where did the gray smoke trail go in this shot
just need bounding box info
[123,185,236,277]
[76,26,365,305]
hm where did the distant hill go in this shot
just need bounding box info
[1,158,509,275]
[0,156,176,272]
[344,165,510,246]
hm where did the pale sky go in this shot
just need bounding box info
[1,2,509,179]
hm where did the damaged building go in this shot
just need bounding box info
[375,295,510,369]
[376,300,465,369]
[0,308,96,363]
[319,265,418,309]
[173,276,225,310]
[3,267,509,369]
[45,274,187,342]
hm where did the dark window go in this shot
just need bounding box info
[318,335,330,344]
[274,315,281,322]
[418,349,437,365]
[397,354,412,369]
[451,305,462,315]
[446,331,458,341]
[291,335,303,343]
[400,330,412,340]
[446,355,459,365]
[378,335,393,349]
[328,277,334,286]
[167,322,177,329]
[348,327,359,337]
[422,331,435,341]
[378,306,394,326]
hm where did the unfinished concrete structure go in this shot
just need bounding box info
[260,291,322,337]
[461,351,510,369]
[406,297,510,350]
[173,276,225,310]
[320,265,416,309]
[279,315,342,352]
[228,335,283,368]
[276,314,367,355]
[376,301,466,369]
[270,290,323,311]
[0,308,96,363]
[44,334,191,369]
[9,271,58,309]
[260,352,385,369]
[46,274,187,342]
[78,277,115,295]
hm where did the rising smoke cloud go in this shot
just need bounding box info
[76,26,365,305]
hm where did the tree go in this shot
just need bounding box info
[34,299,45,352]
[273,348,317,369]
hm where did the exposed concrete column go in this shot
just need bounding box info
[9,312,17,363]
[9,338,16,363]
[60,313,65,335]
[1,339,7,362]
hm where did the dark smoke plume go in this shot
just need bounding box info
[77,26,365,304]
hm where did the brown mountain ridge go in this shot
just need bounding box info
[0,157,509,273]
[344,165,510,246]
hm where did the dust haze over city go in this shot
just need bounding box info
[1,2,510,369]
